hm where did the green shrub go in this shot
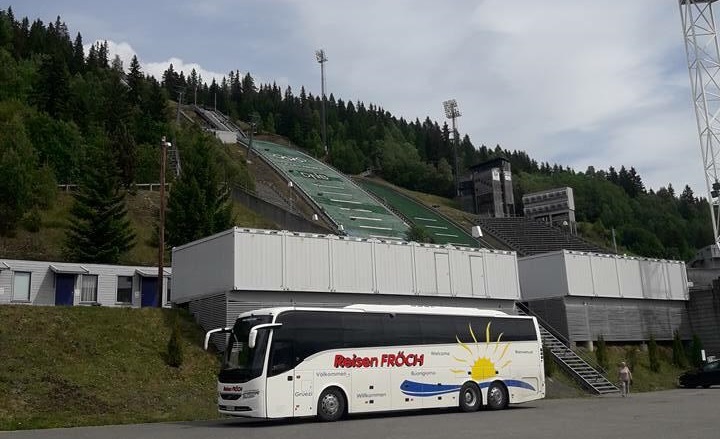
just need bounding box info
[21,208,42,233]
[625,346,638,370]
[689,334,703,367]
[672,329,687,368]
[595,335,608,370]
[544,346,556,377]
[166,317,184,368]
[648,335,660,373]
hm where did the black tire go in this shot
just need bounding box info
[702,385,710,389]
[317,387,345,422]
[459,382,482,412]
[486,382,508,410]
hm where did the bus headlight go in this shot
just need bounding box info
[242,390,260,399]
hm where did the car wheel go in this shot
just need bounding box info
[486,381,508,410]
[702,385,710,389]
[459,382,482,412]
[317,387,345,422]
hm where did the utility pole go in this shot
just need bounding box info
[443,99,462,197]
[316,49,328,155]
[157,136,170,306]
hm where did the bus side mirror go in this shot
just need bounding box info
[204,327,232,350]
[248,323,283,349]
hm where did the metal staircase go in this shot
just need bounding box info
[167,141,181,177]
[515,302,619,395]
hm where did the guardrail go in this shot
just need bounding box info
[58,183,171,192]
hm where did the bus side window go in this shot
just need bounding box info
[268,340,294,376]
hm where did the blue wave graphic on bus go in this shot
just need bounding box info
[400,381,462,397]
[400,379,535,397]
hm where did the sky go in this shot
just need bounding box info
[8,0,709,195]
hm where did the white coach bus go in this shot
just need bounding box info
[204,304,545,421]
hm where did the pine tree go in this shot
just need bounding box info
[672,329,687,368]
[689,334,703,367]
[595,335,608,370]
[166,314,184,368]
[165,129,233,248]
[0,103,56,235]
[648,334,660,373]
[63,140,135,263]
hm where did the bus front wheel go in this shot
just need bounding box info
[317,387,345,422]
[459,382,482,412]
[486,382,508,410]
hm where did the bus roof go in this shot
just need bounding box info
[236,304,516,320]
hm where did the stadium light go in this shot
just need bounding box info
[443,99,462,197]
[316,49,328,155]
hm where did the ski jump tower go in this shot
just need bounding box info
[680,0,720,247]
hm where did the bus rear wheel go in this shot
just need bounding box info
[459,382,482,412]
[486,382,508,410]
[317,387,345,422]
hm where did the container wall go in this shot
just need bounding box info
[616,258,643,299]
[235,230,283,292]
[331,238,374,294]
[518,252,568,300]
[413,245,439,296]
[639,260,669,299]
[519,251,688,302]
[484,252,521,300]
[285,233,331,292]
[589,255,621,298]
[175,228,521,302]
[172,229,236,302]
[374,242,414,295]
[564,252,594,296]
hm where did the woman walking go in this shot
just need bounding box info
[618,361,633,397]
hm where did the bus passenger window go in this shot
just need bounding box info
[269,341,294,376]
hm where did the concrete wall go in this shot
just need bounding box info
[231,188,332,235]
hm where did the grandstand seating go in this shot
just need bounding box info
[476,217,607,256]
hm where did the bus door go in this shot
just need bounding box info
[265,336,296,417]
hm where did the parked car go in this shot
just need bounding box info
[679,360,720,388]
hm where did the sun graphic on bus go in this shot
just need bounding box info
[451,322,511,381]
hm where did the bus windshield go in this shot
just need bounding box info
[219,315,272,383]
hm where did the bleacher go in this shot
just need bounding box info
[476,217,607,256]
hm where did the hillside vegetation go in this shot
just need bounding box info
[0,190,275,265]
[0,305,221,430]
[0,6,712,265]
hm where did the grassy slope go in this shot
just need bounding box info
[0,190,276,266]
[0,305,220,430]
[576,344,687,392]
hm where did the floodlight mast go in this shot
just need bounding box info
[679,0,720,248]
[316,49,328,155]
[443,99,462,197]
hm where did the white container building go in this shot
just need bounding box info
[172,228,522,335]
[517,250,691,345]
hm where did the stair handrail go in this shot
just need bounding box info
[516,301,611,376]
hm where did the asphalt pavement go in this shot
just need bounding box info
[2,388,718,439]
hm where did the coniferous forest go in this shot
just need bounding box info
[0,7,713,263]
